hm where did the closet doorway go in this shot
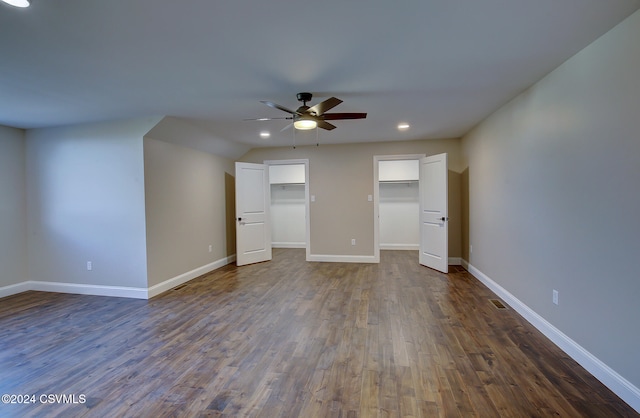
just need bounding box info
[373,154,425,262]
[265,159,310,261]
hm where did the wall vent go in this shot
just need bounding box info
[489,299,507,309]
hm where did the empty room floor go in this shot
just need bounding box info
[0,249,636,417]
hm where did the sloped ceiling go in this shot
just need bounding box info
[1,0,639,149]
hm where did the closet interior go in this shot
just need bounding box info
[269,164,306,248]
[378,159,419,250]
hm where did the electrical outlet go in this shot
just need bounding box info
[86,261,92,271]
[553,289,559,305]
[208,245,212,253]
[470,244,473,254]
[351,239,356,246]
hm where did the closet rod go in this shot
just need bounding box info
[379,180,418,184]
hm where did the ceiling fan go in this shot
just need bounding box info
[248,92,367,131]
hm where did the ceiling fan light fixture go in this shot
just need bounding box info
[257,93,365,132]
[2,0,30,7]
[294,118,317,130]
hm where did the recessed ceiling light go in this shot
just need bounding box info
[397,123,410,131]
[2,0,30,7]
[259,131,270,138]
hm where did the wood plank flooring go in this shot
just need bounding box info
[0,249,637,417]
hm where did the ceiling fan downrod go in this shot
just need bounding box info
[296,92,313,106]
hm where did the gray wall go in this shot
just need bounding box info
[25,118,158,289]
[2,117,237,295]
[143,137,235,287]
[462,10,640,389]
[240,138,463,259]
[0,126,27,290]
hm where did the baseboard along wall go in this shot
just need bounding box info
[463,260,640,414]
[0,255,237,301]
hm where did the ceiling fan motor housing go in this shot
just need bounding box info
[296,92,313,103]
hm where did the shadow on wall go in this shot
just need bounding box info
[225,172,236,257]
[461,167,469,262]
[448,170,462,259]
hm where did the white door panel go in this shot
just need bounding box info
[236,162,272,266]
[243,223,268,253]
[241,168,266,212]
[419,153,448,273]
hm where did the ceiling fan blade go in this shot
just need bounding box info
[260,100,299,115]
[308,97,343,116]
[321,112,367,120]
[243,117,292,121]
[316,119,337,130]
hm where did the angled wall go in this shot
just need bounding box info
[0,126,27,295]
[462,10,640,409]
[25,118,160,297]
[143,136,236,294]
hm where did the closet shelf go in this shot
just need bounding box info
[270,182,305,185]
[379,180,418,184]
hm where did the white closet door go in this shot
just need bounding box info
[235,162,272,266]
[419,153,448,273]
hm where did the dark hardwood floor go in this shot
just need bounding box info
[0,249,637,417]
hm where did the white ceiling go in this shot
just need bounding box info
[1,0,639,149]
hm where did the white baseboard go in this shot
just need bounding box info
[147,254,236,298]
[0,281,31,299]
[461,258,470,270]
[1,280,145,299]
[304,253,462,265]
[448,257,462,266]
[307,254,378,263]
[29,281,148,299]
[272,242,306,249]
[380,244,419,250]
[0,255,237,301]
[465,260,640,414]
